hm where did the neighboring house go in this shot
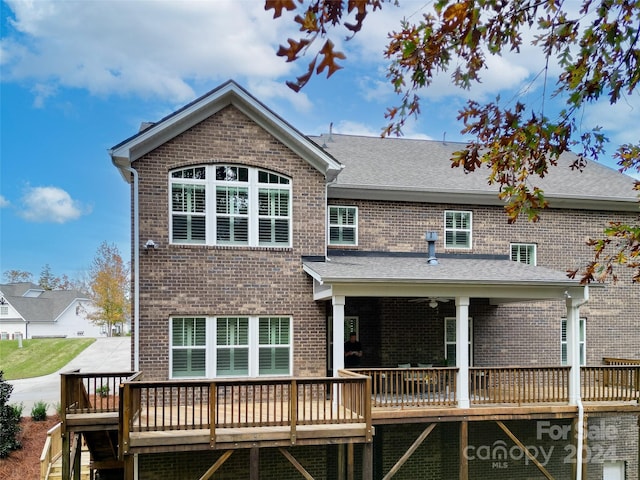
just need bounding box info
[59,80,638,480]
[0,282,105,338]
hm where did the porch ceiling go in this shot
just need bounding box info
[302,254,590,304]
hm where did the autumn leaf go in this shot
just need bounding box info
[316,40,346,77]
[264,0,298,18]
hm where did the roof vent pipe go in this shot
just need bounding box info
[425,231,438,265]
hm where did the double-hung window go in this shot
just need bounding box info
[171,317,207,377]
[328,206,358,245]
[561,317,586,366]
[258,317,291,375]
[170,165,291,247]
[216,317,249,375]
[444,317,473,366]
[444,211,472,249]
[511,243,537,265]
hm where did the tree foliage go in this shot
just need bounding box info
[87,242,130,336]
[268,0,640,283]
[3,270,33,283]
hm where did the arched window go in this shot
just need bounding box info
[170,165,291,247]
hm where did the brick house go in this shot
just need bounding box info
[57,80,639,479]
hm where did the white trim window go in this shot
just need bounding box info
[561,317,586,366]
[328,206,358,245]
[444,211,472,249]
[171,317,207,378]
[170,316,292,378]
[511,243,537,265]
[444,317,473,366]
[170,165,291,247]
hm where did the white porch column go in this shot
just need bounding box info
[456,296,470,408]
[332,295,346,376]
[566,287,588,405]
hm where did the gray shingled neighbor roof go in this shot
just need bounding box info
[310,134,637,210]
[0,282,88,323]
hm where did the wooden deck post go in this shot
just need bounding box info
[250,447,259,480]
[338,444,346,480]
[347,442,354,480]
[459,421,468,480]
[62,430,70,480]
[362,442,373,480]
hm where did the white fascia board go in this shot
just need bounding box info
[110,82,342,183]
[329,185,638,212]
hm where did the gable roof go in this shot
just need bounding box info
[311,134,638,211]
[0,282,89,323]
[110,80,343,183]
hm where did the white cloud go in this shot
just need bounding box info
[0,195,9,208]
[2,0,293,104]
[19,186,88,223]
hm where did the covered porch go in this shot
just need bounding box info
[302,252,595,410]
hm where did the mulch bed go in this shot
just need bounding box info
[0,414,61,480]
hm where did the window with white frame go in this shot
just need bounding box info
[170,165,291,247]
[444,317,473,366]
[0,305,8,316]
[328,206,358,245]
[444,211,472,249]
[170,316,292,378]
[511,243,537,265]
[561,317,586,366]
[171,317,207,377]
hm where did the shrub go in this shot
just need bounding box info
[0,371,22,458]
[96,385,110,397]
[9,402,24,418]
[31,401,48,421]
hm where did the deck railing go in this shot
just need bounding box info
[581,365,640,401]
[61,370,136,415]
[353,368,458,407]
[469,366,570,405]
[119,374,371,451]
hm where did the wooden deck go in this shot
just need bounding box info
[58,364,640,456]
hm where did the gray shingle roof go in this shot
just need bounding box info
[310,134,637,209]
[303,255,576,286]
[0,282,88,323]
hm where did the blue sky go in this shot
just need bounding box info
[1,0,639,282]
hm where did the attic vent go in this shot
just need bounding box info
[425,231,438,265]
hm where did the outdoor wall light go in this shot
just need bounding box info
[144,239,158,250]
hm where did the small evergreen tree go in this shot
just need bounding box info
[0,371,21,458]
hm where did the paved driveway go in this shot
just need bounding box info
[8,337,131,415]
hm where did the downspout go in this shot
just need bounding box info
[120,164,140,372]
[568,286,589,480]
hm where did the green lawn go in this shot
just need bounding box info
[0,338,96,380]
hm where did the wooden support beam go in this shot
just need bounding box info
[581,416,588,480]
[250,447,259,480]
[338,444,345,480]
[347,443,354,480]
[123,453,135,480]
[279,448,315,480]
[198,450,234,480]
[382,423,437,480]
[459,421,468,480]
[495,421,555,480]
[362,442,373,480]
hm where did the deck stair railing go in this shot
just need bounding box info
[61,370,135,415]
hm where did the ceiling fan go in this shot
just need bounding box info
[408,297,451,308]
